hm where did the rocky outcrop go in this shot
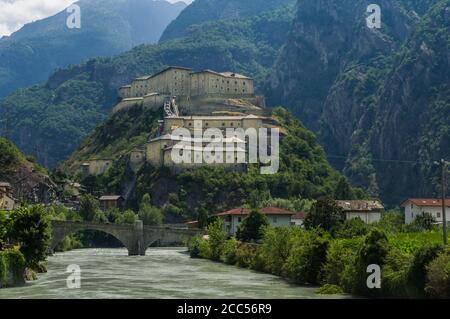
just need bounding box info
[266,0,448,204]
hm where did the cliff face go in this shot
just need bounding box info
[267,0,449,204]
[0,138,57,205]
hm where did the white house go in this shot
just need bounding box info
[401,199,450,224]
[291,212,306,227]
[336,200,384,224]
[215,207,297,236]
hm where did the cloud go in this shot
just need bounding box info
[0,0,77,37]
[0,0,193,38]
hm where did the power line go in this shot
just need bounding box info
[326,154,448,165]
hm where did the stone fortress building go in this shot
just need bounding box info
[81,66,282,175]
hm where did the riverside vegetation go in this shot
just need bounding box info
[189,198,450,298]
[0,206,51,288]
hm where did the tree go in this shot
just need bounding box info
[116,210,138,225]
[334,176,353,200]
[334,217,369,238]
[237,209,269,242]
[7,206,51,267]
[79,195,99,222]
[197,207,209,229]
[207,219,228,261]
[353,229,389,297]
[304,197,345,232]
[138,194,163,226]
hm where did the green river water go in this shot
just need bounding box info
[0,248,347,299]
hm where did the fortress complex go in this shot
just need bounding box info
[82,67,281,175]
[115,66,266,116]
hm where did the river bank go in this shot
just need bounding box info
[0,248,347,299]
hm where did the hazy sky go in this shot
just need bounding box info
[0,0,193,37]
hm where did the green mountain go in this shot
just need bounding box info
[159,0,295,42]
[59,106,361,218]
[0,0,186,98]
[266,0,449,205]
[0,0,296,168]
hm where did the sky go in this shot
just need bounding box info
[0,0,193,37]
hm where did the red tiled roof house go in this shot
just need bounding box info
[401,199,450,224]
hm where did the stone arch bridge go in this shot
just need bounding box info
[50,220,204,256]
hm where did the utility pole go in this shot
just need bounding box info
[440,159,448,245]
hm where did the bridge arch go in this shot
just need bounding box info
[50,220,138,256]
[141,226,203,255]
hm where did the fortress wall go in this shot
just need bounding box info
[143,94,165,110]
[112,98,143,114]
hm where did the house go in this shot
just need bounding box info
[401,199,450,224]
[215,207,298,236]
[336,200,384,224]
[0,182,16,211]
[291,212,306,227]
[99,195,124,211]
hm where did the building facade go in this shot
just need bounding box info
[336,200,384,224]
[402,199,450,224]
[215,207,297,236]
[119,66,255,100]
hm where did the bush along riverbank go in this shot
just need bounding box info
[0,205,51,288]
[188,209,450,298]
[0,249,26,288]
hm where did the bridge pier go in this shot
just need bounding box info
[128,220,145,256]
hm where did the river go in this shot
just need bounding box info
[0,248,346,299]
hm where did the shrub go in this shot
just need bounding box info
[406,244,443,297]
[283,229,330,284]
[0,249,26,287]
[7,205,51,268]
[198,238,212,259]
[320,238,362,286]
[425,250,450,298]
[235,243,259,268]
[334,218,369,239]
[317,284,344,295]
[374,211,404,233]
[115,210,138,225]
[221,238,239,265]
[188,236,203,258]
[381,248,411,298]
[259,226,297,275]
[352,228,389,297]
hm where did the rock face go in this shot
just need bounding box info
[0,138,57,205]
[159,0,295,42]
[267,0,449,204]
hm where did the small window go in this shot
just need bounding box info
[238,217,242,223]
[437,212,441,218]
